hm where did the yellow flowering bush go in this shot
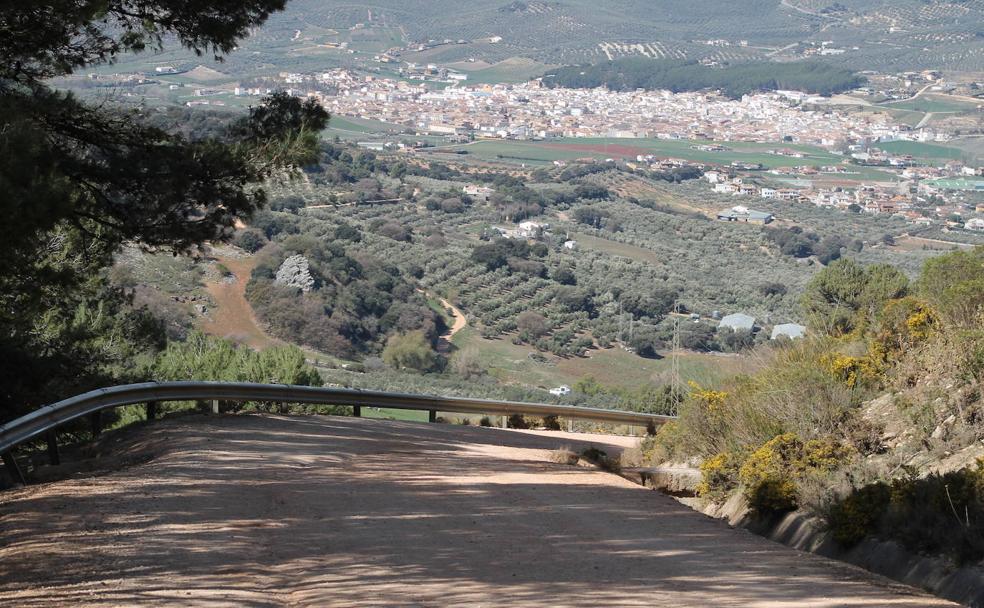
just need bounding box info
[738,433,855,513]
[819,352,879,388]
[697,450,743,501]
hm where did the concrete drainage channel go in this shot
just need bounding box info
[597,462,984,608]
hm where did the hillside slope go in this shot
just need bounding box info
[255,0,984,71]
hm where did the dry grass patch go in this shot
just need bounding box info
[549,446,579,466]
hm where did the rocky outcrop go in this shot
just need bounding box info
[275,255,314,292]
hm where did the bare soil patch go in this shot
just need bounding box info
[202,254,284,350]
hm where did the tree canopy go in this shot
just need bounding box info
[0,0,328,422]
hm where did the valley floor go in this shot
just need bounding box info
[0,415,955,607]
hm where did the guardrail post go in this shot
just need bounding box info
[428,409,437,423]
[2,451,25,486]
[501,415,508,429]
[353,405,361,417]
[90,411,102,437]
[46,432,60,466]
[146,401,158,421]
[211,400,219,415]
[568,418,574,433]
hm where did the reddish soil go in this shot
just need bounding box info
[202,255,284,350]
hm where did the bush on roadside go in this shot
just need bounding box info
[697,450,744,502]
[828,460,984,564]
[507,413,530,429]
[549,446,579,465]
[738,433,854,514]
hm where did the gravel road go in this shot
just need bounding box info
[0,415,956,607]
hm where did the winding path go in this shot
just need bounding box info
[438,295,467,340]
[0,416,957,607]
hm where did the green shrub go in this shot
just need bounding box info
[827,482,891,546]
[382,331,439,373]
[827,460,984,564]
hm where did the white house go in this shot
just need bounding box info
[771,323,807,340]
[517,221,547,238]
[719,313,756,332]
[965,218,984,231]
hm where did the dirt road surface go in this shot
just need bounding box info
[202,255,284,351]
[0,416,955,607]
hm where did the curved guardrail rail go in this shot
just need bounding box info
[0,381,674,484]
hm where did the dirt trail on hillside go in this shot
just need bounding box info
[202,255,284,350]
[439,296,467,339]
[0,416,955,607]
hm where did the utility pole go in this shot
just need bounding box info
[671,301,682,410]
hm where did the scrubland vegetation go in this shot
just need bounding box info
[646,248,984,565]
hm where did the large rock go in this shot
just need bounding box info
[275,254,315,292]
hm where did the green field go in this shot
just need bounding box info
[361,407,430,422]
[572,233,664,266]
[448,58,552,85]
[924,177,984,191]
[451,327,751,391]
[816,166,901,182]
[444,137,841,169]
[446,141,596,164]
[875,140,968,162]
[327,116,408,135]
[879,94,981,114]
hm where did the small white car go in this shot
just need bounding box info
[549,385,571,396]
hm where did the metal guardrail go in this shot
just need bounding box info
[0,381,674,485]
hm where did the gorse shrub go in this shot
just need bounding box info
[818,352,879,389]
[697,450,744,501]
[739,434,803,512]
[737,433,854,514]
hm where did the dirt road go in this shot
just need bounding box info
[202,255,284,351]
[0,416,954,607]
[439,296,467,339]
